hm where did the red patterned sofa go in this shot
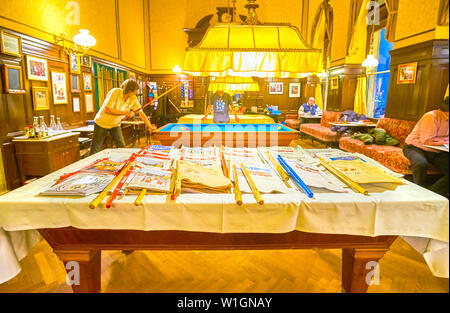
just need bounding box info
[284,114,300,129]
[339,117,417,174]
[299,111,342,147]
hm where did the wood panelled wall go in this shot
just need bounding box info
[386,39,449,121]
[0,27,149,189]
[326,64,364,113]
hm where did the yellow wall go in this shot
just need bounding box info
[394,0,445,49]
[1,0,448,74]
[0,0,149,72]
[149,0,306,74]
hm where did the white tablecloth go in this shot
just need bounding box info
[0,148,448,283]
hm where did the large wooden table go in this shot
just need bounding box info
[39,227,396,293]
[1,149,446,293]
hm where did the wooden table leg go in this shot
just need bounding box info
[53,249,101,293]
[341,248,389,293]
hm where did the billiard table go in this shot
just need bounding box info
[152,123,299,147]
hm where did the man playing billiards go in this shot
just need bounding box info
[202,90,240,123]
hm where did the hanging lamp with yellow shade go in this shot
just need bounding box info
[183,0,322,78]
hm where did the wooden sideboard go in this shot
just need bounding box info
[13,133,80,180]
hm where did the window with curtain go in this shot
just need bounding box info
[93,63,128,110]
[367,28,393,118]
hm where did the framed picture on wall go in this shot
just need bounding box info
[85,93,94,113]
[71,75,80,92]
[0,31,22,57]
[330,77,339,90]
[268,82,283,95]
[72,97,80,112]
[51,71,68,104]
[289,83,301,98]
[1,64,25,94]
[397,62,417,84]
[26,55,48,81]
[81,55,91,67]
[70,53,80,74]
[32,87,50,110]
[83,73,92,91]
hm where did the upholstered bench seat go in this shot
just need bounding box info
[339,117,440,175]
[300,123,340,143]
[299,111,341,147]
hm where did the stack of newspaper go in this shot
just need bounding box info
[177,160,232,193]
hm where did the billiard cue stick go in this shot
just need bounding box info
[89,161,135,209]
[240,163,264,205]
[133,82,183,113]
[265,150,290,182]
[135,188,147,206]
[316,156,368,195]
[233,165,243,206]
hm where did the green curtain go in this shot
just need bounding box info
[94,63,128,110]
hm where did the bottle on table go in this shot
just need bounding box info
[56,117,63,131]
[32,116,40,138]
[49,115,57,131]
[39,116,48,136]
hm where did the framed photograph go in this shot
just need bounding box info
[26,55,48,81]
[1,64,25,94]
[289,83,301,98]
[397,62,417,84]
[0,31,22,57]
[51,71,68,104]
[85,93,94,113]
[268,82,283,95]
[83,73,92,91]
[81,55,91,67]
[330,77,339,90]
[70,53,80,74]
[32,87,50,110]
[71,75,80,92]
[72,97,80,112]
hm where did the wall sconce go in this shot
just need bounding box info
[54,29,96,56]
[172,65,182,74]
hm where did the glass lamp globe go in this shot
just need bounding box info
[73,29,96,49]
[362,54,379,72]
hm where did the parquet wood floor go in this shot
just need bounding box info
[0,237,447,293]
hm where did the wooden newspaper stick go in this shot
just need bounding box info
[171,160,181,200]
[317,156,369,196]
[233,165,243,206]
[265,151,290,181]
[58,158,108,182]
[105,167,134,208]
[240,163,264,205]
[89,162,134,209]
[135,189,147,206]
[220,149,229,178]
